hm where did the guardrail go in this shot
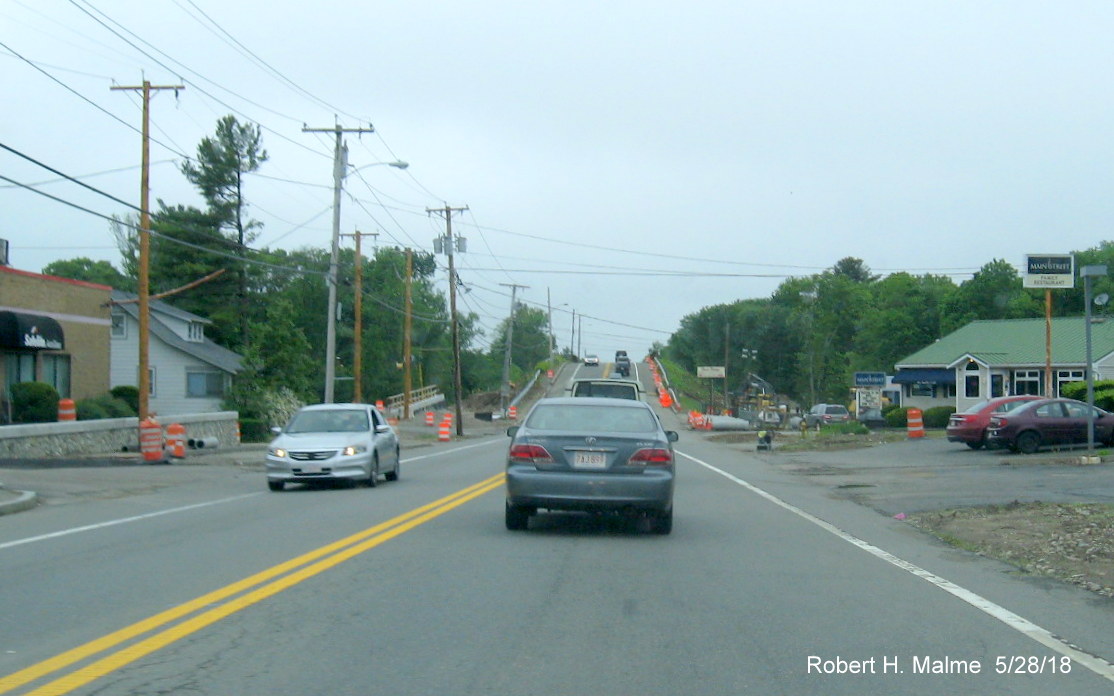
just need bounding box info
[383,385,444,419]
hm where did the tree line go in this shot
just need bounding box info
[662,249,1114,409]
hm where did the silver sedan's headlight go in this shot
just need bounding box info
[269,447,287,458]
[342,444,368,456]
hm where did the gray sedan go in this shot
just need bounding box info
[504,397,678,534]
[266,403,400,491]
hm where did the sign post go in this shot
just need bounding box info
[697,366,726,413]
[1024,254,1074,396]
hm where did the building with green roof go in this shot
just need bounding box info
[893,317,1114,412]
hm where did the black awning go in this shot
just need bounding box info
[892,368,955,384]
[0,311,64,350]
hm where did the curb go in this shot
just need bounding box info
[0,489,38,516]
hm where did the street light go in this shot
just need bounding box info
[1082,264,1107,459]
[324,159,410,403]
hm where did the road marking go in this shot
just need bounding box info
[0,439,506,553]
[0,493,262,551]
[678,450,1114,683]
[0,473,506,696]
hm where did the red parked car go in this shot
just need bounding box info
[946,395,1043,449]
[985,398,1114,454]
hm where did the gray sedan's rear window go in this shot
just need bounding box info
[526,404,657,432]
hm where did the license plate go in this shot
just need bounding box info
[573,452,607,469]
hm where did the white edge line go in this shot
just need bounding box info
[0,492,262,551]
[677,449,1114,683]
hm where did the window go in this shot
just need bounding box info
[1014,370,1042,396]
[908,382,935,398]
[1056,370,1085,397]
[187,322,204,342]
[187,369,225,398]
[111,312,127,338]
[964,361,981,398]
[41,354,71,398]
[5,352,35,390]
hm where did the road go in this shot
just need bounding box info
[1,360,1113,694]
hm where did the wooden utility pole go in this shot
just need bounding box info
[111,80,183,421]
[342,230,378,403]
[303,122,374,402]
[499,283,529,414]
[403,249,414,419]
[428,205,468,435]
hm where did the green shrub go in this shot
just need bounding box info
[110,385,140,413]
[75,394,136,420]
[885,407,909,428]
[75,399,109,421]
[923,406,956,428]
[238,417,272,443]
[10,382,60,423]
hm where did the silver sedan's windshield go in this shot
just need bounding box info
[286,410,369,433]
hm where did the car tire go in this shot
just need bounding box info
[505,501,529,531]
[649,509,672,535]
[268,480,284,492]
[385,448,400,481]
[1016,431,1041,455]
[965,440,984,450]
[366,456,379,488]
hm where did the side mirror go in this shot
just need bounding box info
[270,426,282,435]
[666,431,679,443]
[507,426,520,438]
[375,425,392,434]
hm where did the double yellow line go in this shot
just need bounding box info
[1,472,506,696]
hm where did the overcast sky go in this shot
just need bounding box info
[4,1,1114,357]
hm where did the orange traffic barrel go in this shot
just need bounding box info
[165,423,186,458]
[508,405,518,420]
[139,419,164,463]
[235,421,242,444]
[907,408,925,438]
[438,418,451,442]
[376,400,385,410]
[57,398,76,421]
[425,411,435,427]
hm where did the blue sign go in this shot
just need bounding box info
[854,372,886,387]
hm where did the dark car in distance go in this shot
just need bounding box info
[504,397,677,534]
[946,395,1043,449]
[984,398,1114,454]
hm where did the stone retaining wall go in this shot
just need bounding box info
[0,412,241,458]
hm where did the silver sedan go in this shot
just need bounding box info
[266,403,400,491]
[504,397,678,534]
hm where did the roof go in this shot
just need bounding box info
[111,290,241,374]
[895,317,1114,369]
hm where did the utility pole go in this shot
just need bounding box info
[499,283,529,413]
[111,80,183,421]
[403,249,414,419]
[341,230,378,403]
[429,205,468,435]
[547,288,554,374]
[303,122,374,402]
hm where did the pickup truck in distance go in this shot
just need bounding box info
[614,354,631,376]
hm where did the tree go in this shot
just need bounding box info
[181,115,268,347]
[42,257,130,289]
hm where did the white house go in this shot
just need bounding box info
[109,290,242,417]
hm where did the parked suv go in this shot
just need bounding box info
[804,403,851,427]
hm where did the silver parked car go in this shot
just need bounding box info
[504,397,678,534]
[266,403,400,491]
